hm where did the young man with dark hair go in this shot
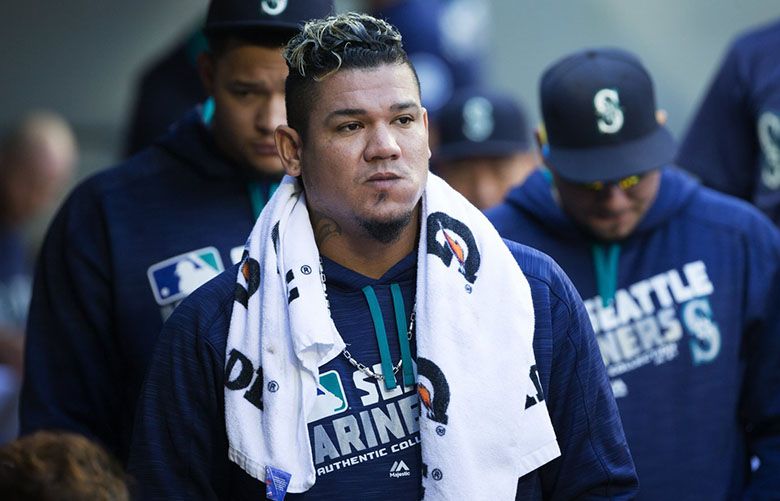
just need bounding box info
[488,48,780,500]
[20,0,334,463]
[128,13,637,500]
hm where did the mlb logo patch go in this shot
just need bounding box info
[308,370,348,423]
[147,247,225,306]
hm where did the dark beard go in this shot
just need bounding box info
[358,211,413,244]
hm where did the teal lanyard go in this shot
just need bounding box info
[591,243,621,307]
[390,284,415,387]
[361,285,415,390]
[247,181,280,220]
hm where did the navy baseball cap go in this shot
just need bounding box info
[435,87,531,160]
[540,48,676,183]
[204,0,334,36]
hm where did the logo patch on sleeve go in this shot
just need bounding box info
[147,247,225,305]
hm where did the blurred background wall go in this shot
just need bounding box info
[1,0,778,184]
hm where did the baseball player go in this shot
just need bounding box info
[20,0,334,463]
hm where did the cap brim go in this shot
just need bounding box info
[435,140,529,161]
[547,126,676,183]
[203,21,300,37]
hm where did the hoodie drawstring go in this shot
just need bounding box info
[390,283,415,386]
[361,284,415,391]
[591,243,621,307]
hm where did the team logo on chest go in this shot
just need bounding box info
[426,212,480,284]
[147,247,224,306]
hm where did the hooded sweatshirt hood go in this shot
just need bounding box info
[155,107,281,183]
[495,166,700,305]
[502,166,701,242]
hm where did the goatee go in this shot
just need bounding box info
[359,211,413,244]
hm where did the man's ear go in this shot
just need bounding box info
[275,125,303,177]
[197,52,216,95]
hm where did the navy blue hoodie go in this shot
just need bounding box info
[677,18,780,225]
[127,241,638,500]
[487,167,780,500]
[20,109,279,462]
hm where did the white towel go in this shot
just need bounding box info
[225,173,560,498]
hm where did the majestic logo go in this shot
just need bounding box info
[758,111,780,190]
[147,247,224,306]
[462,96,494,142]
[426,212,480,284]
[594,88,624,134]
[389,460,411,478]
[308,371,349,422]
[260,0,287,16]
[417,357,450,425]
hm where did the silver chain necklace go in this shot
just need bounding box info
[319,259,415,382]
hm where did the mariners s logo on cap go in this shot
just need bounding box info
[594,88,624,134]
[260,0,287,16]
[462,96,494,142]
[758,111,780,189]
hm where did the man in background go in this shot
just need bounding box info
[21,0,334,463]
[0,112,76,444]
[488,47,780,499]
[677,18,780,225]
[433,87,536,209]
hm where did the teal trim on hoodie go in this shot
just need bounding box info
[362,285,397,390]
[591,243,621,307]
[247,182,279,220]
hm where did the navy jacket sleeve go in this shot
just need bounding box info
[127,269,235,500]
[20,182,127,458]
[507,240,638,500]
[677,42,757,200]
[740,216,780,498]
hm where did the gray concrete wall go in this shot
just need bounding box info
[489,0,780,137]
[1,0,778,171]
